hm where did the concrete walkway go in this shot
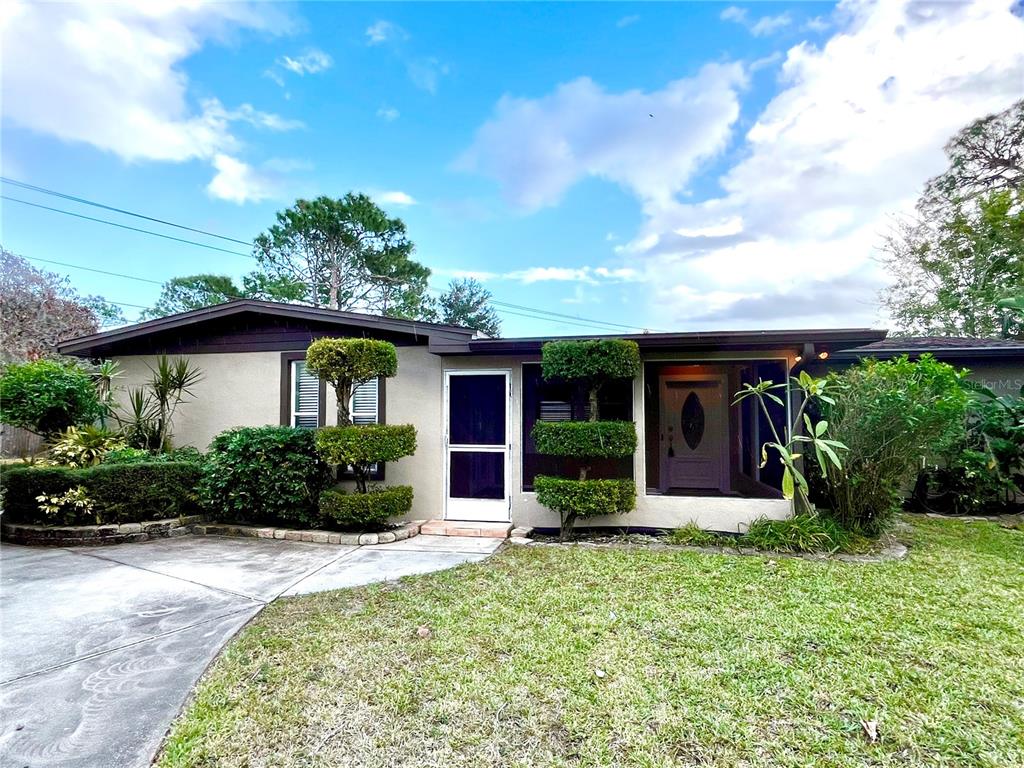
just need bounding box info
[0,534,502,768]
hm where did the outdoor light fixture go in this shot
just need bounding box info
[818,351,830,360]
[794,354,803,363]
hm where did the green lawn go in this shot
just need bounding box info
[159,517,1024,767]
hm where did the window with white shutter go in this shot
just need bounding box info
[291,361,320,428]
[350,379,379,425]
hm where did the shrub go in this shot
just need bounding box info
[36,485,95,525]
[1,462,202,525]
[102,446,203,465]
[540,339,641,384]
[531,420,637,459]
[320,485,413,530]
[200,426,329,526]
[740,513,853,553]
[534,476,636,520]
[305,338,398,426]
[820,355,968,535]
[0,358,105,436]
[666,522,732,547]
[47,425,124,467]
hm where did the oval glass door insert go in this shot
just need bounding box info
[681,391,705,450]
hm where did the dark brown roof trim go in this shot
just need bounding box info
[58,299,477,356]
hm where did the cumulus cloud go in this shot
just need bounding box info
[456,63,747,210]
[374,190,417,206]
[279,48,333,75]
[366,20,407,45]
[721,6,793,37]
[206,154,277,204]
[1,1,301,203]
[625,0,1024,328]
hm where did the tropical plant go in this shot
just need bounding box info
[740,512,856,554]
[732,371,847,514]
[91,359,121,428]
[147,356,203,451]
[818,355,968,534]
[36,485,96,525]
[0,358,105,437]
[533,339,640,540]
[114,386,162,450]
[47,425,124,467]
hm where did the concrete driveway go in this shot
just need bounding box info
[0,534,501,768]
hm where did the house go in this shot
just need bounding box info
[60,299,1019,532]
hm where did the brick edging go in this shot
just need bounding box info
[1,514,208,547]
[191,519,427,546]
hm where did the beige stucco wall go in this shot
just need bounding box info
[110,347,792,531]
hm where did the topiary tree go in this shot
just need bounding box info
[533,339,641,540]
[306,337,416,530]
[0,358,105,437]
[305,338,398,426]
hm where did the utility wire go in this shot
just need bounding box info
[5,183,656,333]
[1,176,253,246]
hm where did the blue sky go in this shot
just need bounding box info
[2,1,1022,336]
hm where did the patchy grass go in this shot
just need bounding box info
[159,517,1024,768]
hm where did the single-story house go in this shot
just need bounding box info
[58,300,1022,532]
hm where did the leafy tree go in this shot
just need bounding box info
[0,358,105,436]
[1,248,124,362]
[140,273,306,320]
[253,194,431,315]
[881,100,1024,338]
[881,191,1024,337]
[433,278,502,336]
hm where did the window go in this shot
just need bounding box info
[291,361,320,428]
[350,378,379,425]
[521,363,633,490]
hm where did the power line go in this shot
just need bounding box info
[5,184,654,334]
[1,196,254,259]
[26,256,164,286]
[1,176,253,247]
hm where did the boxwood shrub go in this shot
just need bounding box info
[540,339,641,383]
[1,462,202,525]
[533,476,636,519]
[315,424,417,467]
[531,420,637,459]
[319,485,413,530]
[199,426,329,526]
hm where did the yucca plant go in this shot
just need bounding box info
[148,356,203,451]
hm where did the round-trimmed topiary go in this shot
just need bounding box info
[534,476,636,522]
[540,339,640,419]
[305,338,398,426]
[531,420,637,459]
[315,424,417,492]
[319,485,413,530]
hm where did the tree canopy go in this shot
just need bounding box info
[0,247,123,362]
[880,100,1024,338]
[139,273,306,320]
[431,278,502,336]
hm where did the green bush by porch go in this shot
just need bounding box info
[1,462,202,525]
[320,485,414,530]
[531,420,637,459]
[533,476,636,519]
[315,424,417,469]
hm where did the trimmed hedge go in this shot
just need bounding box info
[533,476,636,519]
[102,446,204,465]
[199,426,329,526]
[1,462,202,525]
[532,420,637,459]
[319,485,414,530]
[315,424,417,466]
[305,338,398,383]
[540,339,641,383]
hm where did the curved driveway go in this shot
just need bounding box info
[0,534,501,768]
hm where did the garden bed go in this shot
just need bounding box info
[1,514,207,546]
[192,519,427,546]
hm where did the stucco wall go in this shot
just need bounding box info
[110,348,792,531]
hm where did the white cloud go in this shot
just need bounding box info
[407,57,449,94]
[279,48,332,75]
[438,266,643,286]
[721,6,793,37]
[622,0,1024,328]
[617,15,640,28]
[376,105,400,122]
[457,63,747,210]
[374,190,417,206]
[366,20,406,45]
[206,154,276,204]
[1,1,301,204]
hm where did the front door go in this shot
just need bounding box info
[660,376,728,492]
[444,371,511,522]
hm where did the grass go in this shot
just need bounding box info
[159,516,1024,768]
[667,513,874,554]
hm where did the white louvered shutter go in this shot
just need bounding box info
[350,379,379,425]
[291,361,320,428]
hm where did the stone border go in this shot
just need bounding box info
[1,515,207,547]
[192,519,427,546]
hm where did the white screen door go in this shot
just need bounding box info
[444,370,511,522]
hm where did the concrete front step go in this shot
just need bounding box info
[420,520,513,538]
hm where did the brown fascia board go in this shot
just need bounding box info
[831,345,1024,361]
[58,299,477,356]
[445,328,889,356]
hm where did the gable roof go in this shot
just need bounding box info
[58,299,479,357]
